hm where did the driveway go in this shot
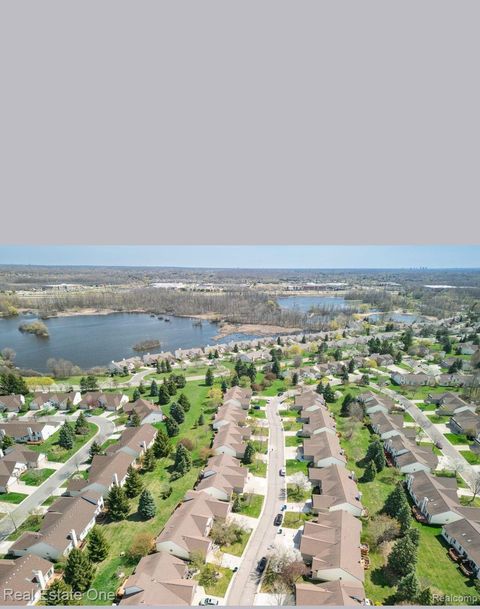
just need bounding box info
[373,384,479,490]
[0,415,115,540]
[226,397,285,606]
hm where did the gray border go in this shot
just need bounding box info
[1,0,479,243]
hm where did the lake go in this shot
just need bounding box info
[0,313,259,372]
[277,295,348,312]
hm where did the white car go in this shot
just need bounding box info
[279,467,286,476]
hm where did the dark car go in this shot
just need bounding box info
[257,557,268,573]
[274,513,283,526]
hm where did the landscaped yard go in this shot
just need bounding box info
[282,511,315,528]
[248,409,266,419]
[0,492,28,504]
[247,459,267,477]
[282,420,302,432]
[7,514,42,540]
[233,493,264,518]
[221,529,251,557]
[196,565,234,597]
[29,422,98,462]
[444,433,470,445]
[459,450,480,465]
[286,484,310,502]
[19,468,56,486]
[285,459,308,476]
[284,435,302,447]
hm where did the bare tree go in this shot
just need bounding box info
[1,348,16,363]
[289,472,312,496]
[470,473,480,503]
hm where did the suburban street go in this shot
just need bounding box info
[375,384,479,490]
[227,396,286,606]
[0,415,115,540]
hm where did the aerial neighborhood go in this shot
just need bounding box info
[0,265,480,606]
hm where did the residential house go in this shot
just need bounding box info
[0,395,25,414]
[437,374,470,387]
[295,581,365,606]
[0,554,54,606]
[384,435,438,474]
[119,552,197,606]
[357,391,396,415]
[123,399,164,425]
[406,470,464,525]
[30,391,80,411]
[303,431,347,469]
[212,404,247,430]
[300,409,337,437]
[450,410,480,440]
[155,490,230,560]
[9,491,102,561]
[391,372,436,386]
[293,389,326,412]
[369,412,404,440]
[196,454,248,501]
[82,452,136,497]
[78,392,128,411]
[222,387,252,410]
[299,511,364,585]
[442,518,480,577]
[0,448,47,494]
[212,422,251,459]
[309,465,363,517]
[0,422,59,444]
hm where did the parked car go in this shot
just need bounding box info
[253,405,261,410]
[257,556,268,573]
[274,513,283,526]
[199,599,219,606]
[279,467,286,476]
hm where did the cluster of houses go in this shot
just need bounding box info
[2,424,158,602]
[119,386,253,606]
[284,388,367,606]
[0,447,47,494]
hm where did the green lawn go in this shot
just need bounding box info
[19,468,55,486]
[285,459,308,476]
[445,433,470,445]
[29,422,98,462]
[460,450,480,465]
[247,459,267,478]
[248,409,266,419]
[7,514,42,540]
[234,493,264,518]
[403,413,415,423]
[86,378,213,604]
[221,530,251,557]
[429,415,450,424]
[284,435,302,447]
[286,485,310,502]
[0,492,28,504]
[282,420,302,432]
[283,511,315,528]
[196,565,233,597]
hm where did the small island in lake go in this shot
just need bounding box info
[18,320,49,337]
[132,339,161,352]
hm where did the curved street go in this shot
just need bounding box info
[227,396,285,606]
[0,415,115,540]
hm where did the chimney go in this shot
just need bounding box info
[142,440,147,451]
[70,529,78,547]
[0,448,4,458]
[33,569,46,589]
[27,427,33,439]
[113,472,119,486]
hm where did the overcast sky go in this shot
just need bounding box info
[0,246,478,269]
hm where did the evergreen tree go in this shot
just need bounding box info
[221,379,228,394]
[396,572,420,603]
[231,373,239,387]
[387,536,417,577]
[150,380,159,396]
[152,429,170,458]
[139,382,145,394]
[142,447,156,472]
[138,489,156,519]
[59,422,74,450]
[63,548,95,593]
[130,411,141,427]
[42,579,77,606]
[124,465,144,498]
[198,413,205,426]
[75,411,89,435]
[243,441,255,465]
[323,383,335,403]
[406,526,420,547]
[271,358,281,377]
[0,373,29,395]
[166,417,180,437]
[87,525,109,562]
[205,368,214,386]
[166,378,177,396]
[132,388,141,401]
[383,482,409,518]
[292,372,299,386]
[397,501,413,534]
[165,359,172,372]
[301,335,306,344]
[348,358,355,373]
[173,443,192,475]
[106,484,130,521]
[316,382,324,395]
[178,393,191,412]
[89,440,102,460]
[233,344,239,353]
[158,385,170,405]
[1,434,14,451]
[170,402,185,424]
[340,393,353,416]
[417,587,434,605]
[362,460,377,482]
[214,349,219,358]
[156,359,161,374]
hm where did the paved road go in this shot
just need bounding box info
[0,415,115,540]
[374,384,479,490]
[227,397,285,606]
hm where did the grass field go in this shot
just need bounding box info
[283,511,315,528]
[86,377,213,604]
[0,492,28,504]
[247,459,267,478]
[7,514,42,540]
[459,450,480,465]
[221,530,251,557]
[29,422,98,462]
[282,420,302,432]
[196,565,233,597]
[285,459,308,476]
[19,468,56,486]
[234,493,264,518]
[284,435,303,447]
[444,433,470,445]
